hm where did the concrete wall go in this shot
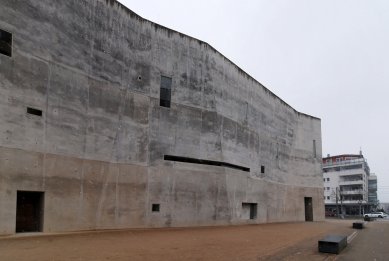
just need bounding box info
[0,0,324,235]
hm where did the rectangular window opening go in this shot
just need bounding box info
[242,203,257,220]
[16,191,44,233]
[261,165,265,174]
[160,76,172,108]
[164,155,250,172]
[152,204,160,212]
[0,28,12,57]
[304,197,313,221]
[27,107,42,117]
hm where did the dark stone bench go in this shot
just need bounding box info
[318,235,347,254]
[353,222,364,229]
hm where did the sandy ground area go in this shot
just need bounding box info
[0,219,355,261]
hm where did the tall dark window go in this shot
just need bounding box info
[160,76,172,108]
[313,140,317,158]
[0,29,12,57]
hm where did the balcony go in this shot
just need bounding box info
[340,190,364,195]
[339,180,364,186]
[338,169,364,176]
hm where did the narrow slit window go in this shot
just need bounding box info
[261,165,265,174]
[0,29,12,57]
[160,76,172,108]
[27,107,42,117]
[164,155,250,172]
[313,140,317,158]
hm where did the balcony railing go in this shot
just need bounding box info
[339,180,364,185]
[340,190,364,195]
[342,200,367,204]
[323,158,366,168]
[338,169,364,176]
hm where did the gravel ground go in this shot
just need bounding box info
[0,219,355,261]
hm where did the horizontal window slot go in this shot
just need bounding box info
[27,107,42,116]
[164,155,250,172]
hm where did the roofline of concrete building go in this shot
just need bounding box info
[108,0,320,121]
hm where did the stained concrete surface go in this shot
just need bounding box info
[0,0,323,234]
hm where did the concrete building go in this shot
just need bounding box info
[323,153,377,215]
[0,0,323,235]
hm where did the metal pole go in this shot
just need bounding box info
[336,187,339,218]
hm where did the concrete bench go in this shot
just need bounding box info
[318,235,347,254]
[352,222,364,229]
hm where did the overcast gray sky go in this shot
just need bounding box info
[119,0,389,202]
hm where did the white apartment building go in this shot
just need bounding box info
[323,153,376,215]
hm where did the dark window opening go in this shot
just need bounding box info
[152,204,160,212]
[16,191,44,233]
[313,140,317,158]
[242,203,257,220]
[27,107,42,116]
[0,28,12,57]
[160,76,172,108]
[304,197,313,221]
[164,155,250,172]
[261,165,265,174]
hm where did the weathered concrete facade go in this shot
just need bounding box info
[0,0,324,235]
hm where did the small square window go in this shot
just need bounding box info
[0,28,12,57]
[327,178,330,181]
[152,204,160,212]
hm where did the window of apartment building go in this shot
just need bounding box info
[327,196,330,200]
[327,178,330,181]
[160,75,172,108]
[323,178,325,182]
[327,187,330,190]
[336,158,341,162]
[0,28,12,57]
